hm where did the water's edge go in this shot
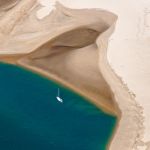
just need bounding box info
[0,62,117,150]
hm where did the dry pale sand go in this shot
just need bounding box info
[0,0,148,150]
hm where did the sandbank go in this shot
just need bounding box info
[0,1,145,150]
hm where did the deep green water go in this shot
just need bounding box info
[0,63,117,150]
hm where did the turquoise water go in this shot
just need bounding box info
[0,63,116,150]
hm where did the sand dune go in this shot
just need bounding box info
[0,1,145,149]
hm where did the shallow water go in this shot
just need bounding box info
[0,63,117,150]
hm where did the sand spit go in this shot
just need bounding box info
[0,1,144,150]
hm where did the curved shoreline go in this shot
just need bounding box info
[0,60,118,150]
[0,1,145,150]
[0,62,117,150]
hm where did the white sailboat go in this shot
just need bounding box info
[56,88,63,103]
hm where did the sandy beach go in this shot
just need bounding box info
[0,0,149,150]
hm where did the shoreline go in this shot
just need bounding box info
[18,59,120,117]
[0,1,145,149]
[0,61,116,150]
[0,59,119,150]
[0,57,119,117]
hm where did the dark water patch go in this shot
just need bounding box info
[0,63,117,150]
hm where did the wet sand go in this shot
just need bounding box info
[18,44,119,116]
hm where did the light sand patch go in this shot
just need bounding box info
[0,1,147,150]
